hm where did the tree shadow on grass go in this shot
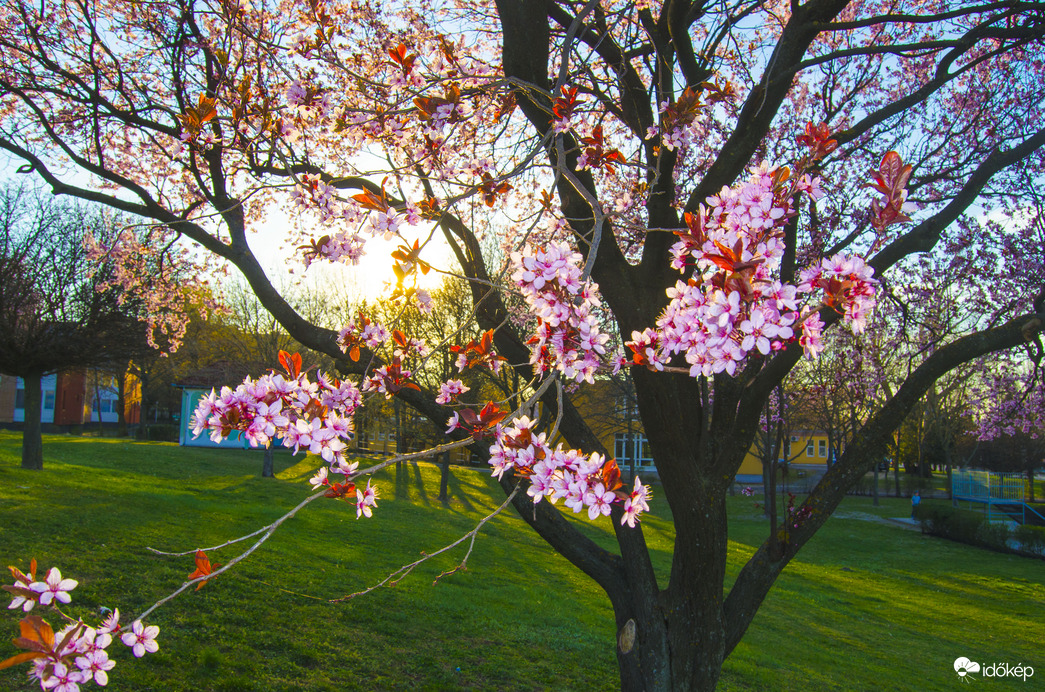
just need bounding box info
[411,461,431,506]
[394,461,433,506]
[394,461,410,501]
[445,470,478,514]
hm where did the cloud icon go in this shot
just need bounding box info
[954,657,981,677]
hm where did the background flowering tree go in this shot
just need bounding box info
[2,1,1045,689]
[0,184,145,470]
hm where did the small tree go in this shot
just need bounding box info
[0,185,143,469]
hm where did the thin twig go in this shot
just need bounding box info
[331,485,521,601]
[135,488,328,622]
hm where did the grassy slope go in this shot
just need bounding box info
[0,432,1041,691]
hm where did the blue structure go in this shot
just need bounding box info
[173,362,254,449]
[176,386,247,448]
[952,469,1045,526]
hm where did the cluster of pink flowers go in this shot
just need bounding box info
[488,417,652,527]
[436,379,470,404]
[315,231,367,266]
[5,563,159,691]
[337,317,391,353]
[797,254,877,334]
[510,243,611,383]
[362,361,415,398]
[366,210,403,240]
[627,163,877,374]
[290,173,340,223]
[192,371,362,471]
[84,230,218,353]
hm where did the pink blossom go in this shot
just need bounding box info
[584,483,615,520]
[800,312,825,359]
[30,567,77,606]
[98,608,121,635]
[309,466,329,489]
[120,620,159,658]
[75,646,116,686]
[356,480,378,519]
[40,661,89,692]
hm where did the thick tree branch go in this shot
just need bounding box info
[722,308,1045,654]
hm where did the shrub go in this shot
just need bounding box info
[915,502,987,545]
[916,502,1044,559]
[976,521,1012,551]
[140,424,179,442]
[1014,525,1045,557]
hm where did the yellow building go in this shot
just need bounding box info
[735,430,837,482]
[566,380,838,483]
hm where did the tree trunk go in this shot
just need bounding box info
[394,398,403,469]
[116,366,128,437]
[893,449,901,498]
[761,458,773,518]
[21,371,44,470]
[604,494,730,692]
[95,380,103,428]
[136,363,150,440]
[262,446,275,478]
[438,452,450,503]
[872,465,879,506]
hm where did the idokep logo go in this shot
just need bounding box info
[954,657,980,681]
[954,657,1035,682]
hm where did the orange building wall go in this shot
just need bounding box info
[54,371,87,425]
[123,370,141,424]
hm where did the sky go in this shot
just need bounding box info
[246,204,457,304]
[0,151,455,308]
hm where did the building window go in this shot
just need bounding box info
[819,440,827,457]
[615,434,628,460]
[43,391,55,410]
[15,388,24,409]
[614,432,653,465]
[806,441,814,457]
[615,397,638,418]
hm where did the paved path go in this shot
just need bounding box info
[832,511,922,531]
[885,517,921,531]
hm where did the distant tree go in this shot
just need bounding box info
[0,184,144,469]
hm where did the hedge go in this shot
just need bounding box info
[914,501,1044,559]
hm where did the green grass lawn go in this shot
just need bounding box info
[0,432,1041,691]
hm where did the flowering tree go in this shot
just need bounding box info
[2,1,1045,689]
[0,184,145,470]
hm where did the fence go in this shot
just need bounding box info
[952,470,1026,501]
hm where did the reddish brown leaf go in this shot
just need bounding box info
[0,651,47,670]
[388,43,416,73]
[1,585,36,600]
[324,482,356,500]
[278,350,302,378]
[352,189,389,212]
[601,458,623,492]
[13,616,54,655]
[188,550,222,591]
